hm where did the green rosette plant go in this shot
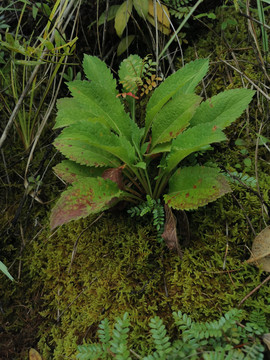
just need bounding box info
[50,54,255,243]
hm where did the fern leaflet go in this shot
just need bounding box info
[127,196,165,240]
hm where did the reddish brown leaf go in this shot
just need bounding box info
[162,204,182,257]
[50,177,123,229]
[102,165,125,190]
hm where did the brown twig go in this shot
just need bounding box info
[220,59,270,100]
[238,274,270,306]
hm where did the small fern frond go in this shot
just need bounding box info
[76,343,103,360]
[173,309,243,342]
[77,308,267,359]
[110,312,131,360]
[225,171,257,188]
[146,194,155,208]
[149,316,171,356]
[119,54,144,94]
[172,310,193,332]
[140,206,152,217]
[242,343,265,360]
[162,0,193,19]
[202,349,245,360]
[98,318,111,350]
[128,197,165,241]
[246,309,267,334]
[152,204,164,229]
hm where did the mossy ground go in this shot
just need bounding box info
[20,181,270,359]
[1,4,270,359]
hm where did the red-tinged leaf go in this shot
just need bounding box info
[164,166,232,210]
[102,165,125,190]
[162,204,182,257]
[54,160,105,184]
[50,177,124,229]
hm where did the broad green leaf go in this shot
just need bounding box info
[55,56,140,140]
[165,122,226,173]
[55,140,120,168]
[151,93,201,149]
[54,98,105,129]
[55,121,136,167]
[0,261,14,281]
[83,55,117,96]
[189,89,255,128]
[133,0,148,18]
[132,126,145,149]
[145,59,209,135]
[147,142,171,155]
[114,0,133,37]
[53,160,105,183]
[66,80,137,141]
[54,57,142,144]
[117,35,135,56]
[164,166,232,210]
[50,177,125,229]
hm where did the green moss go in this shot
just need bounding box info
[183,6,263,93]
[25,197,270,359]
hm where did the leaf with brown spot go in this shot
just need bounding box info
[54,160,105,184]
[50,177,126,229]
[162,204,182,257]
[164,166,232,210]
[246,226,270,272]
[29,348,42,360]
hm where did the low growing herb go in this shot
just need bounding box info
[50,54,254,248]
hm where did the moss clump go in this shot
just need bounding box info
[25,199,270,359]
[183,6,264,94]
